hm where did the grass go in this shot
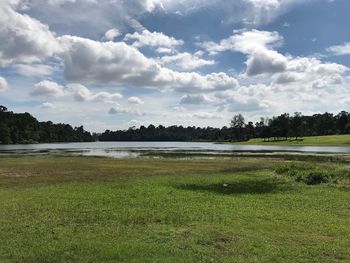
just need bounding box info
[235,134,350,146]
[0,156,349,262]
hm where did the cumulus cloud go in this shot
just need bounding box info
[175,111,223,120]
[109,106,130,115]
[128,96,144,105]
[327,42,350,56]
[215,90,269,112]
[13,63,54,77]
[144,0,315,25]
[159,52,215,70]
[0,4,61,66]
[67,83,123,103]
[200,29,283,55]
[7,0,318,41]
[200,29,287,76]
[0,76,8,91]
[192,112,223,119]
[58,35,239,92]
[30,80,65,97]
[104,28,121,41]
[108,105,145,116]
[246,49,287,76]
[201,29,348,82]
[58,35,156,84]
[124,30,184,48]
[156,47,173,54]
[41,102,55,109]
[180,94,212,105]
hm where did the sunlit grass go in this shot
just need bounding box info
[0,156,349,262]
[236,134,350,146]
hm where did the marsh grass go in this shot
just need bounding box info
[275,163,350,185]
[0,156,349,262]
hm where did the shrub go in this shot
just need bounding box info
[304,172,329,185]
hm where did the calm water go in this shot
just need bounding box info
[0,141,350,157]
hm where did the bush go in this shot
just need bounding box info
[304,172,329,185]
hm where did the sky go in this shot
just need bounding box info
[0,0,350,132]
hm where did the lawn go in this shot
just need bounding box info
[235,134,350,147]
[0,156,349,262]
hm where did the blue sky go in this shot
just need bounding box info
[0,0,349,132]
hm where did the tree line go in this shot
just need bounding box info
[2,105,350,144]
[99,111,350,142]
[0,106,94,144]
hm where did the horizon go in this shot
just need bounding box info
[1,0,350,132]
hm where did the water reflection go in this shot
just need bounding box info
[0,141,350,158]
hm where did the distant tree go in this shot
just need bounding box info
[97,109,350,142]
[0,106,94,144]
[290,112,304,140]
[336,111,349,134]
[230,114,245,141]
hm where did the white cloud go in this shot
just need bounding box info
[327,42,350,56]
[30,80,65,97]
[67,83,123,103]
[201,29,348,81]
[108,105,146,116]
[13,63,54,77]
[7,0,318,42]
[41,102,55,109]
[200,29,283,55]
[273,72,301,84]
[180,94,212,105]
[104,28,121,41]
[128,96,144,105]
[124,30,184,48]
[246,49,287,76]
[0,4,61,66]
[192,112,223,119]
[68,83,90,102]
[145,0,315,25]
[0,76,8,91]
[109,106,130,115]
[215,89,269,112]
[175,111,223,120]
[58,35,239,92]
[159,52,215,70]
[200,29,287,76]
[58,35,156,84]
[156,47,173,54]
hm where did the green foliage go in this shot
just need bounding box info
[275,163,350,185]
[0,105,94,144]
[100,111,350,142]
[305,173,329,185]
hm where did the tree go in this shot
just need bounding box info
[290,112,304,140]
[0,106,94,144]
[336,111,349,134]
[230,114,245,141]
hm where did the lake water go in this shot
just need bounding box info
[0,141,350,158]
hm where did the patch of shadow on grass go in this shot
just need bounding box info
[175,179,291,195]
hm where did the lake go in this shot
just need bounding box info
[1,141,350,157]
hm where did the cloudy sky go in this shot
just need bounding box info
[0,0,349,131]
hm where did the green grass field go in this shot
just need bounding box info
[235,134,350,146]
[0,156,349,262]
